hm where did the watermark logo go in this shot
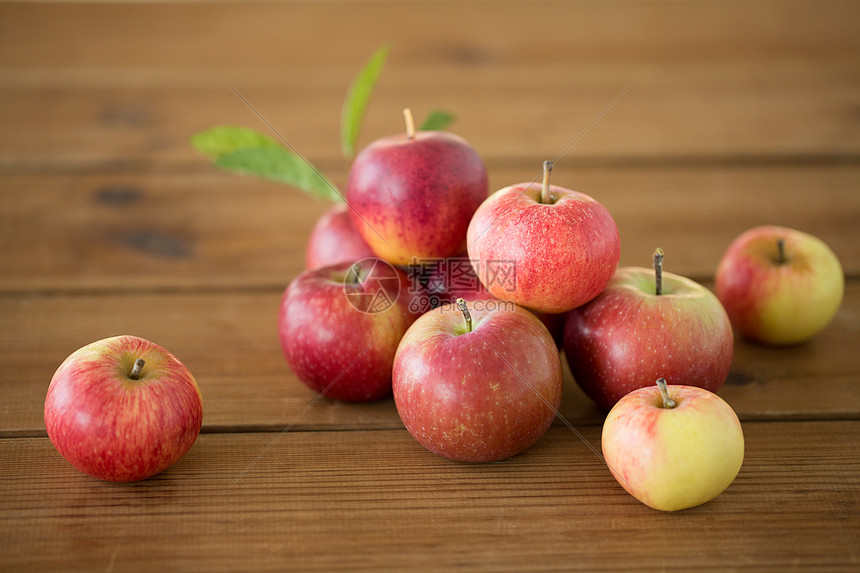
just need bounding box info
[344,257,518,315]
[404,257,518,315]
[404,258,516,295]
[343,258,402,314]
[486,260,516,292]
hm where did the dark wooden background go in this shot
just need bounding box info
[1,1,858,571]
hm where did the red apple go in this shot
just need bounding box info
[467,161,620,314]
[715,225,844,345]
[564,250,733,411]
[305,202,375,269]
[602,379,744,511]
[346,109,488,265]
[44,335,203,482]
[279,257,418,402]
[393,298,563,462]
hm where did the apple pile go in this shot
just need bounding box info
[50,48,845,505]
[282,111,597,464]
[281,109,845,511]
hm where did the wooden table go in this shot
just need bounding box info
[2,1,859,571]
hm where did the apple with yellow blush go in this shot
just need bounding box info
[715,225,844,345]
[602,378,744,511]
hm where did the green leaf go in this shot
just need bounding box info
[215,147,343,202]
[341,45,389,159]
[419,110,456,131]
[192,126,341,202]
[191,126,280,159]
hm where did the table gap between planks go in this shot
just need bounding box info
[1,1,859,571]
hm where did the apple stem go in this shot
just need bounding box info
[403,108,416,140]
[456,297,473,333]
[540,160,555,204]
[656,378,676,409]
[776,238,787,265]
[349,263,363,285]
[653,247,664,296]
[129,359,145,381]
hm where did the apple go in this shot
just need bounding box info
[346,108,488,265]
[305,202,375,269]
[564,250,733,411]
[279,257,418,402]
[602,378,744,511]
[393,298,563,462]
[715,225,844,345]
[44,335,203,482]
[467,161,620,314]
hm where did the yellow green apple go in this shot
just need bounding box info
[601,379,744,511]
[715,225,844,345]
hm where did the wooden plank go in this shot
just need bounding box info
[2,282,859,435]
[0,172,323,293]
[1,422,858,571]
[2,3,857,571]
[1,0,858,166]
[1,164,858,294]
[1,60,858,167]
[3,1,858,69]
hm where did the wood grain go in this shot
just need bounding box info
[2,282,858,436]
[2,164,858,294]
[1,60,858,167]
[1,0,859,167]
[2,423,858,572]
[2,1,859,570]
[4,1,858,69]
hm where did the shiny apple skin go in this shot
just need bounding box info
[602,384,744,511]
[305,202,375,269]
[44,335,203,482]
[347,131,488,265]
[393,303,562,462]
[279,258,418,402]
[564,267,733,411]
[467,182,620,314]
